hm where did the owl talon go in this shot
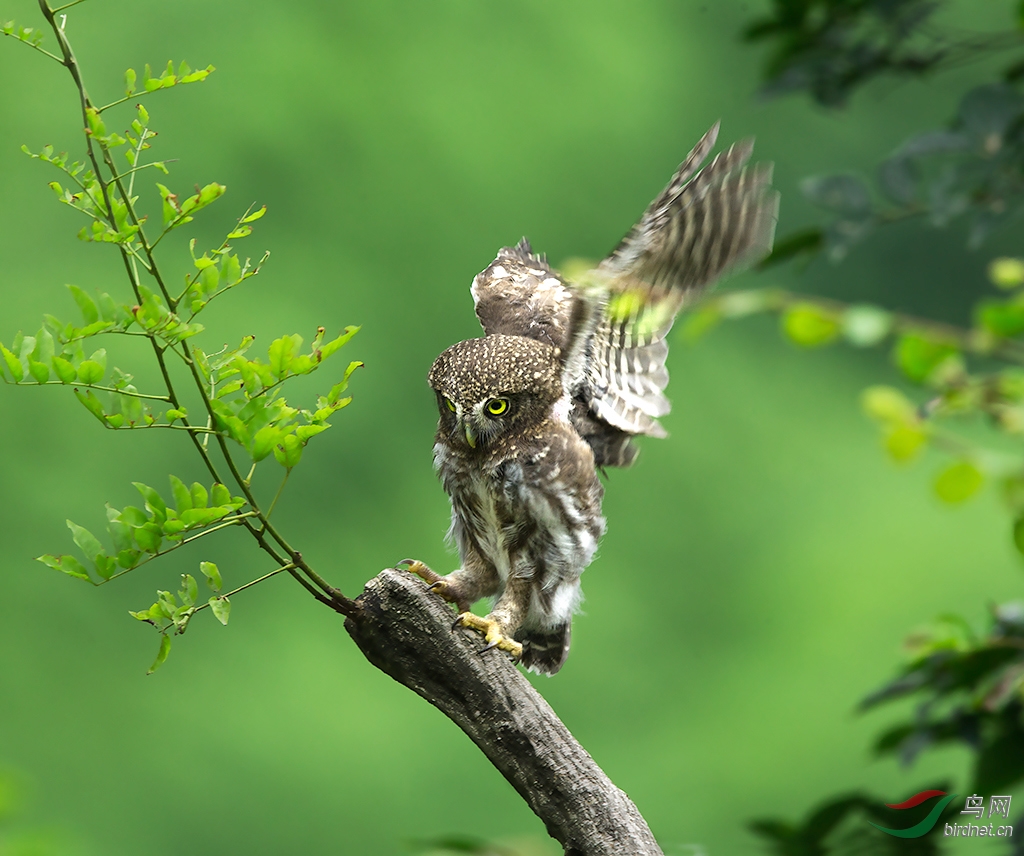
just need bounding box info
[396,558,440,583]
[399,559,471,611]
[454,612,523,661]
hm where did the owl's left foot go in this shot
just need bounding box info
[454,612,523,661]
[397,559,470,612]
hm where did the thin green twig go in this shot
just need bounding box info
[6,380,171,401]
[191,564,294,612]
[96,513,258,585]
[0,29,62,63]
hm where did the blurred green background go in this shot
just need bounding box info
[1,1,1022,854]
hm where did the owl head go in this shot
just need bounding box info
[428,334,564,451]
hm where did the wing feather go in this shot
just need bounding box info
[580,123,779,448]
[463,125,778,468]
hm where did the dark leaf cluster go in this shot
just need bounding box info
[864,606,1024,795]
[742,0,950,107]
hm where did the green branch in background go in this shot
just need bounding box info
[0,2,361,672]
[687,256,1024,549]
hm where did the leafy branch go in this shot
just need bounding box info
[688,255,1024,542]
[2,1,361,672]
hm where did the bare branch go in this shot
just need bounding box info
[345,569,663,856]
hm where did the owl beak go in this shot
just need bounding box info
[463,422,478,449]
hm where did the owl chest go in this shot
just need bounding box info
[436,441,602,582]
[448,467,522,581]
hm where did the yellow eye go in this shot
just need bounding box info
[445,398,456,412]
[486,398,509,416]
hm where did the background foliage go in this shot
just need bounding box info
[2,1,1023,854]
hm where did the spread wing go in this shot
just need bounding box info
[579,122,778,463]
[469,123,779,467]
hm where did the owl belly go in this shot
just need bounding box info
[448,460,605,595]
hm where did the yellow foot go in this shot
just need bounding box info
[454,612,523,661]
[396,559,468,611]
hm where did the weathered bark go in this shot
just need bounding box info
[344,568,663,856]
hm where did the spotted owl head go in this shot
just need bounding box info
[428,334,563,451]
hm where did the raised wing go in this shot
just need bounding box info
[580,123,779,457]
[467,124,778,468]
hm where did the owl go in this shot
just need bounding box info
[402,123,778,674]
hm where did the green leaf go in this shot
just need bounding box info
[781,304,839,348]
[67,520,104,563]
[200,561,222,592]
[133,524,162,554]
[147,634,171,675]
[94,555,116,580]
[268,334,301,379]
[884,423,928,462]
[989,257,1024,289]
[120,506,149,526]
[28,360,50,383]
[67,284,99,325]
[124,67,137,95]
[77,359,104,384]
[976,299,1024,338]
[210,483,231,507]
[180,573,198,607]
[190,482,209,509]
[36,553,91,582]
[51,356,77,383]
[861,386,916,423]
[116,549,140,569]
[179,507,229,528]
[934,461,984,504]
[74,389,107,424]
[320,326,359,360]
[169,475,192,513]
[325,361,363,404]
[133,482,167,519]
[106,513,133,551]
[756,227,825,269]
[273,432,303,468]
[894,334,958,384]
[241,205,267,224]
[209,596,230,626]
[0,343,24,381]
[295,424,329,442]
[220,253,241,285]
[250,424,281,461]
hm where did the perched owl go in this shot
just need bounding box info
[403,123,778,674]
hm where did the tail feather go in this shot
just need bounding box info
[519,623,571,675]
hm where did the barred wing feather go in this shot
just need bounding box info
[466,124,778,468]
[581,122,779,450]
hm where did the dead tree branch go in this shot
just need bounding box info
[344,568,663,856]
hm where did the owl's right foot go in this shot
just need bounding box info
[454,612,523,662]
[397,559,470,612]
